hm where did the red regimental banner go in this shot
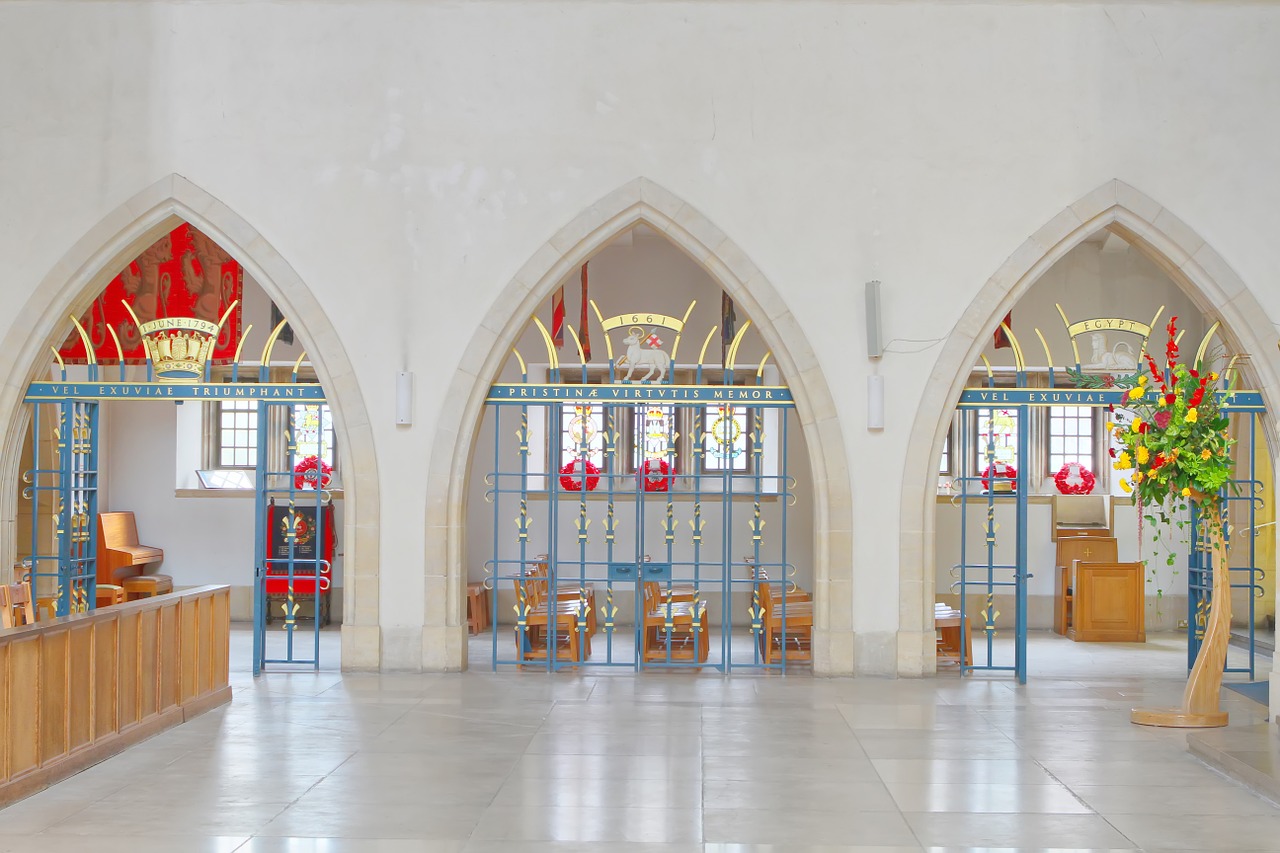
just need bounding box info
[59,223,243,364]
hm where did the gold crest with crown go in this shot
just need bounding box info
[138,317,220,383]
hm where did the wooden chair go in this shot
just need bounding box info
[934,602,972,667]
[512,568,590,665]
[1,578,36,629]
[466,582,491,634]
[641,581,709,665]
[757,581,813,665]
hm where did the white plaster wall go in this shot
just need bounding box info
[2,2,1280,673]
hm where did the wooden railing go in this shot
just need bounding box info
[0,585,231,805]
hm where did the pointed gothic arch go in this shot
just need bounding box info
[898,179,1280,677]
[426,178,857,674]
[0,174,381,669]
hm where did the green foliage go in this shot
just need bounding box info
[1103,318,1235,609]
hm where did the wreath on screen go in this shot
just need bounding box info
[1053,462,1096,495]
[980,461,1017,492]
[639,458,674,492]
[293,455,332,490]
[559,459,601,492]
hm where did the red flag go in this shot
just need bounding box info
[551,286,565,347]
[993,311,1012,349]
[579,263,591,361]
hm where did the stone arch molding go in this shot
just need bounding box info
[425,177,857,674]
[898,179,1280,677]
[0,174,381,670]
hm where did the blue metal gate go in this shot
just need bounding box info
[485,306,804,672]
[252,324,334,673]
[949,313,1266,683]
[21,312,335,673]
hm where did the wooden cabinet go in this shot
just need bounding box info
[1067,561,1146,642]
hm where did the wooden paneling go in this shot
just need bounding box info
[0,586,230,805]
[38,630,67,764]
[93,620,116,739]
[7,638,39,778]
[68,625,93,752]
[159,604,179,712]
[118,613,138,728]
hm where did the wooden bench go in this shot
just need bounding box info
[512,565,591,665]
[641,581,708,666]
[96,512,171,602]
[935,602,972,667]
[757,580,813,665]
[0,577,36,629]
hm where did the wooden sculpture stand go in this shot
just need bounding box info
[1131,499,1230,728]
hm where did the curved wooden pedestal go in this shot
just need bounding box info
[1131,499,1230,730]
[1130,708,1229,728]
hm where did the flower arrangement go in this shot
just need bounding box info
[1053,462,1096,495]
[1110,316,1234,509]
[559,459,600,492]
[293,455,332,490]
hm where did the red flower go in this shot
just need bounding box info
[1188,387,1204,408]
[1138,422,1149,434]
[1144,354,1167,391]
[1190,369,1199,379]
[1151,453,1167,470]
[1154,410,1172,430]
[1165,316,1179,365]
[1165,393,1176,406]
[1109,448,1117,458]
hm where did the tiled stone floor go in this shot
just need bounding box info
[1,627,1278,851]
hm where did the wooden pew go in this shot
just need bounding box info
[641,581,708,665]
[512,565,590,665]
[96,512,171,601]
[757,581,813,665]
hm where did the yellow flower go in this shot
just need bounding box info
[1116,451,1132,468]
[1136,446,1150,464]
[1128,387,1144,401]
[1210,372,1219,381]
[1182,487,1192,497]
[1201,449,1212,460]
[1133,471,1144,483]
[1186,408,1198,423]
[1120,478,1133,493]
[1106,422,1115,432]
[1130,419,1143,433]
[1157,396,1167,407]
[1138,375,1148,386]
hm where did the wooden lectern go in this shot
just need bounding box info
[1052,496,1145,642]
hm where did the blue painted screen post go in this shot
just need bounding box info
[485,356,799,673]
[1187,410,1266,678]
[952,375,1029,683]
[252,367,331,674]
[23,399,99,618]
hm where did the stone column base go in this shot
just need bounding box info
[812,628,855,676]
[896,629,936,677]
[340,623,381,671]
[422,623,468,672]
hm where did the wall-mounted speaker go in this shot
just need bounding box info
[865,280,883,359]
[867,374,885,431]
[395,371,413,426]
